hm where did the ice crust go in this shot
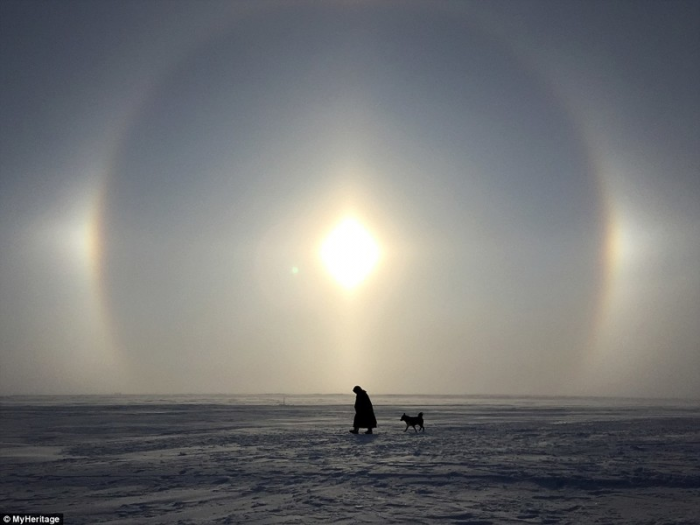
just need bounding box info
[2,395,699,524]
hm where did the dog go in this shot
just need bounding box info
[400,412,424,432]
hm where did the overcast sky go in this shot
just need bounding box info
[1,1,698,398]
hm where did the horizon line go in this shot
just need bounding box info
[1,392,698,402]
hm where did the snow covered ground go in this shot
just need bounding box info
[1,395,699,524]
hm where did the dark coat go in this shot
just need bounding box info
[353,388,377,429]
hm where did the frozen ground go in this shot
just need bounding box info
[1,395,699,524]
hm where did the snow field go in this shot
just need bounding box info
[1,398,699,524]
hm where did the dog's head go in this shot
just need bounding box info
[400,413,408,422]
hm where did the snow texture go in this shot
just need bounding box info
[1,395,699,524]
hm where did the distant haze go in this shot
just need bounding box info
[1,1,698,398]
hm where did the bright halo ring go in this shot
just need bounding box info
[320,217,380,289]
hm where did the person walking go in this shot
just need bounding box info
[350,385,377,434]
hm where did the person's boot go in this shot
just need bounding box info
[349,428,359,434]
[364,429,373,434]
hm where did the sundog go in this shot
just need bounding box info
[400,412,424,432]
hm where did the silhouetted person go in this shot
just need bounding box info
[350,385,377,434]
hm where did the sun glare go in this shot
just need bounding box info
[320,217,380,289]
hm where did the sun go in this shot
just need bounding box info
[320,217,380,289]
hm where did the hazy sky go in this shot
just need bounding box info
[1,1,698,398]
